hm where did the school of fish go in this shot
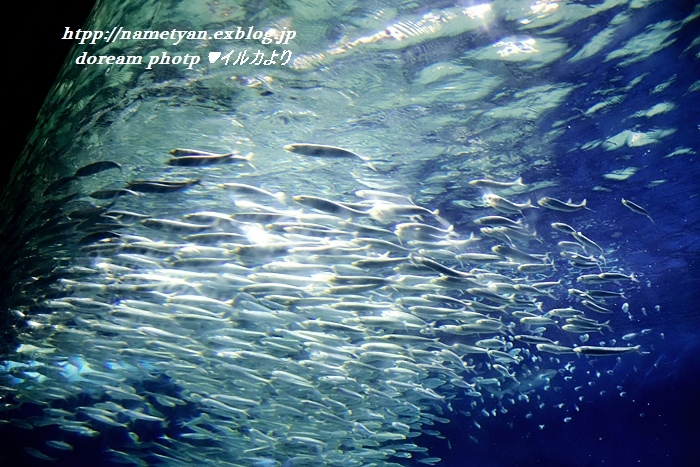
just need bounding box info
[0,143,650,466]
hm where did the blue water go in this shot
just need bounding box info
[437,2,700,463]
[3,1,699,466]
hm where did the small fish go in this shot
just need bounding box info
[493,363,518,381]
[520,316,555,326]
[43,176,77,195]
[585,289,627,299]
[581,300,613,314]
[455,253,502,263]
[531,280,562,290]
[293,195,369,215]
[469,177,525,189]
[167,152,254,168]
[395,222,454,240]
[356,189,413,204]
[483,225,539,242]
[514,335,556,345]
[475,338,507,350]
[598,272,638,282]
[572,231,605,255]
[75,161,122,177]
[567,315,612,329]
[102,210,150,221]
[287,435,326,447]
[285,143,377,170]
[517,262,555,273]
[220,183,286,203]
[25,447,56,461]
[492,245,547,263]
[578,272,637,283]
[78,231,121,245]
[474,216,523,228]
[544,307,585,318]
[536,343,575,354]
[284,143,362,159]
[412,255,471,278]
[127,179,200,193]
[483,194,535,214]
[566,316,612,331]
[89,188,139,199]
[538,197,590,212]
[417,456,442,465]
[561,324,605,334]
[551,222,577,234]
[621,199,654,223]
[558,240,585,251]
[573,345,641,356]
[46,440,74,451]
[169,148,228,157]
[369,203,443,224]
[141,218,213,233]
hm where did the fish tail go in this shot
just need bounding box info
[432,209,449,228]
[274,191,287,204]
[368,205,388,223]
[242,152,256,169]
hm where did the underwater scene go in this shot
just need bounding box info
[1,1,698,466]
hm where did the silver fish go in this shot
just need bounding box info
[621,199,654,223]
[468,177,525,189]
[573,345,641,356]
[538,197,590,212]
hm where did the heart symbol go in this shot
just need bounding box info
[208,52,221,63]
